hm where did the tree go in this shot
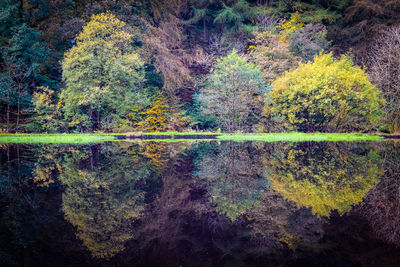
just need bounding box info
[185,0,218,42]
[332,0,400,61]
[248,30,301,84]
[288,23,330,61]
[264,53,384,132]
[60,12,149,132]
[129,93,189,132]
[142,0,193,102]
[266,0,348,24]
[196,50,267,132]
[32,86,64,132]
[213,0,258,37]
[367,26,400,133]
[0,20,49,131]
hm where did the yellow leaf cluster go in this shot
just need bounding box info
[280,13,304,41]
[265,53,384,132]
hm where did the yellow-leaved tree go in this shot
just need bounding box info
[129,94,190,132]
[264,53,384,132]
[60,12,149,132]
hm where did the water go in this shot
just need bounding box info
[1,140,399,266]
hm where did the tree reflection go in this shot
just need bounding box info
[59,143,157,259]
[194,142,268,221]
[247,189,324,251]
[264,142,382,217]
[358,142,400,246]
[0,144,58,266]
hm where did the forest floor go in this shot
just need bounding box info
[0,132,385,144]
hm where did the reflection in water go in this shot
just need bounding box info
[1,141,400,266]
[247,190,324,250]
[263,142,382,217]
[59,142,188,259]
[59,144,149,259]
[357,142,400,246]
[194,142,268,221]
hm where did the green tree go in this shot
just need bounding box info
[266,0,349,24]
[0,15,49,131]
[60,12,149,132]
[185,0,218,42]
[213,0,258,36]
[264,53,384,132]
[196,50,267,132]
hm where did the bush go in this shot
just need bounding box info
[264,53,384,132]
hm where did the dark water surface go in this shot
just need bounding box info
[1,141,400,267]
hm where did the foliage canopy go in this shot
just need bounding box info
[264,53,384,132]
[60,12,149,132]
[197,50,266,132]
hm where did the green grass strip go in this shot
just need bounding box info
[217,132,382,142]
[0,132,382,144]
[0,134,115,144]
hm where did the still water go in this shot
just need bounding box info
[1,140,400,266]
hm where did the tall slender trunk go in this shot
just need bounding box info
[89,105,93,131]
[6,102,10,132]
[18,0,23,18]
[16,96,20,128]
[17,144,20,179]
[89,146,94,170]
[97,111,100,130]
[203,18,207,42]
[7,145,10,186]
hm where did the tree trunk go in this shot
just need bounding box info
[16,95,20,128]
[203,18,207,42]
[97,110,100,130]
[89,146,94,170]
[89,105,93,131]
[6,102,10,132]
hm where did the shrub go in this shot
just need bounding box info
[264,53,384,132]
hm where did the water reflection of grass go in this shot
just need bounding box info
[0,132,382,143]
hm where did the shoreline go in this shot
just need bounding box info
[0,132,391,144]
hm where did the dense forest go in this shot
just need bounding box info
[0,0,399,133]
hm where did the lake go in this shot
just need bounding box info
[1,140,400,266]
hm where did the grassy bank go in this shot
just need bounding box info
[0,132,383,144]
[0,134,115,144]
[217,132,383,142]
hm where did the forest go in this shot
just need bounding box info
[0,0,399,134]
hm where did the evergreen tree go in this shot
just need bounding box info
[0,16,49,131]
